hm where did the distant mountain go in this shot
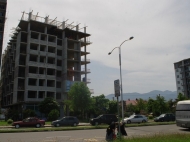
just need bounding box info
[105,90,177,101]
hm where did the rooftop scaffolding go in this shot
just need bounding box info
[21,11,87,32]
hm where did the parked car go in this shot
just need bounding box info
[90,114,118,125]
[123,114,148,124]
[12,117,45,128]
[154,113,175,122]
[51,116,79,127]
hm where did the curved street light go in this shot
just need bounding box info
[108,36,134,122]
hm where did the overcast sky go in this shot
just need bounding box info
[3,0,190,96]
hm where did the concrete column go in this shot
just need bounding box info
[84,27,87,84]
[62,21,65,29]
[45,16,48,24]
[44,27,47,34]
[28,12,32,21]
[76,25,79,31]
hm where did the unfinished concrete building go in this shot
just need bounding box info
[0,0,6,66]
[0,0,7,109]
[0,12,92,117]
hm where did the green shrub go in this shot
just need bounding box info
[48,109,59,121]
[7,119,13,124]
[23,109,36,118]
[148,115,153,119]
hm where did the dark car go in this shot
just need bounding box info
[51,116,79,127]
[90,114,118,125]
[154,113,175,122]
[12,117,45,128]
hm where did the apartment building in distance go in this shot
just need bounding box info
[174,58,190,98]
[0,0,7,66]
[0,11,92,117]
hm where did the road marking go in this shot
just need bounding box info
[46,136,71,138]
[94,136,104,138]
[84,139,98,142]
[70,138,83,141]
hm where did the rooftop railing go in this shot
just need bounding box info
[21,12,87,32]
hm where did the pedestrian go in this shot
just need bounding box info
[117,122,127,137]
[105,121,117,141]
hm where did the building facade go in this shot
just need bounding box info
[0,0,7,66]
[174,58,190,98]
[0,12,92,117]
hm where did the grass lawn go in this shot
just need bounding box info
[0,120,11,126]
[114,133,190,142]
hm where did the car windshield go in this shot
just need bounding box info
[129,115,135,118]
[159,114,165,117]
[96,115,102,119]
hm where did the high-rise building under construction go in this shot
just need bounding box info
[0,11,92,117]
[0,0,7,66]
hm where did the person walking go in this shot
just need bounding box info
[106,121,117,141]
[117,122,127,138]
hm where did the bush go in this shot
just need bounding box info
[23,109,36,118]
[48,109,59,121]
[148,115,153,119]
[7,119,13,124]
[5,109,19,121]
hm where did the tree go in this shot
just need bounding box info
[154,94,167,115]
[166,99,175,113]
[108,100,117,114]
[146,98,155,114]
[39,97,60,117]
[136,98,146,114]
[87,94,109,117]
[48,109,59,121]
[68,82,91,118]
[177,93,187,101]
[23,109,36,118]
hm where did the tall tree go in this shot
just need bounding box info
[146,98,155,113]
[177,93,187,101]
[166,99,175,113]
[154,94,167,115]
[68,82,91,117]
[136,98,146,114]
[108,100,117,114]
[87,94,109,116]
[39,97,60,117]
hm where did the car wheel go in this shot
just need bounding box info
[95,122,99,125]
[142,120,146,123]
[127,120,131,124]
[56,123,60,127]
[36,124,41,128]
[73,123,77,126]
[15,124,20,129]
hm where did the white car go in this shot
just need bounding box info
[123,115,148,124]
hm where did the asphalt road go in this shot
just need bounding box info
[1,124,190,142]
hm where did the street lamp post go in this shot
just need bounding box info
[108,36,134,122]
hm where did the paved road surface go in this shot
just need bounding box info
[1,124,190,142]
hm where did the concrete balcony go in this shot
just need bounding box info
[28,73,39,78]
[81,68,91,74]
[82,78,91,84]
[40,40,47,45]
[48,41,56,47]
[81,59,90,65]
[30,50,38,55]
[30,38,39,44]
